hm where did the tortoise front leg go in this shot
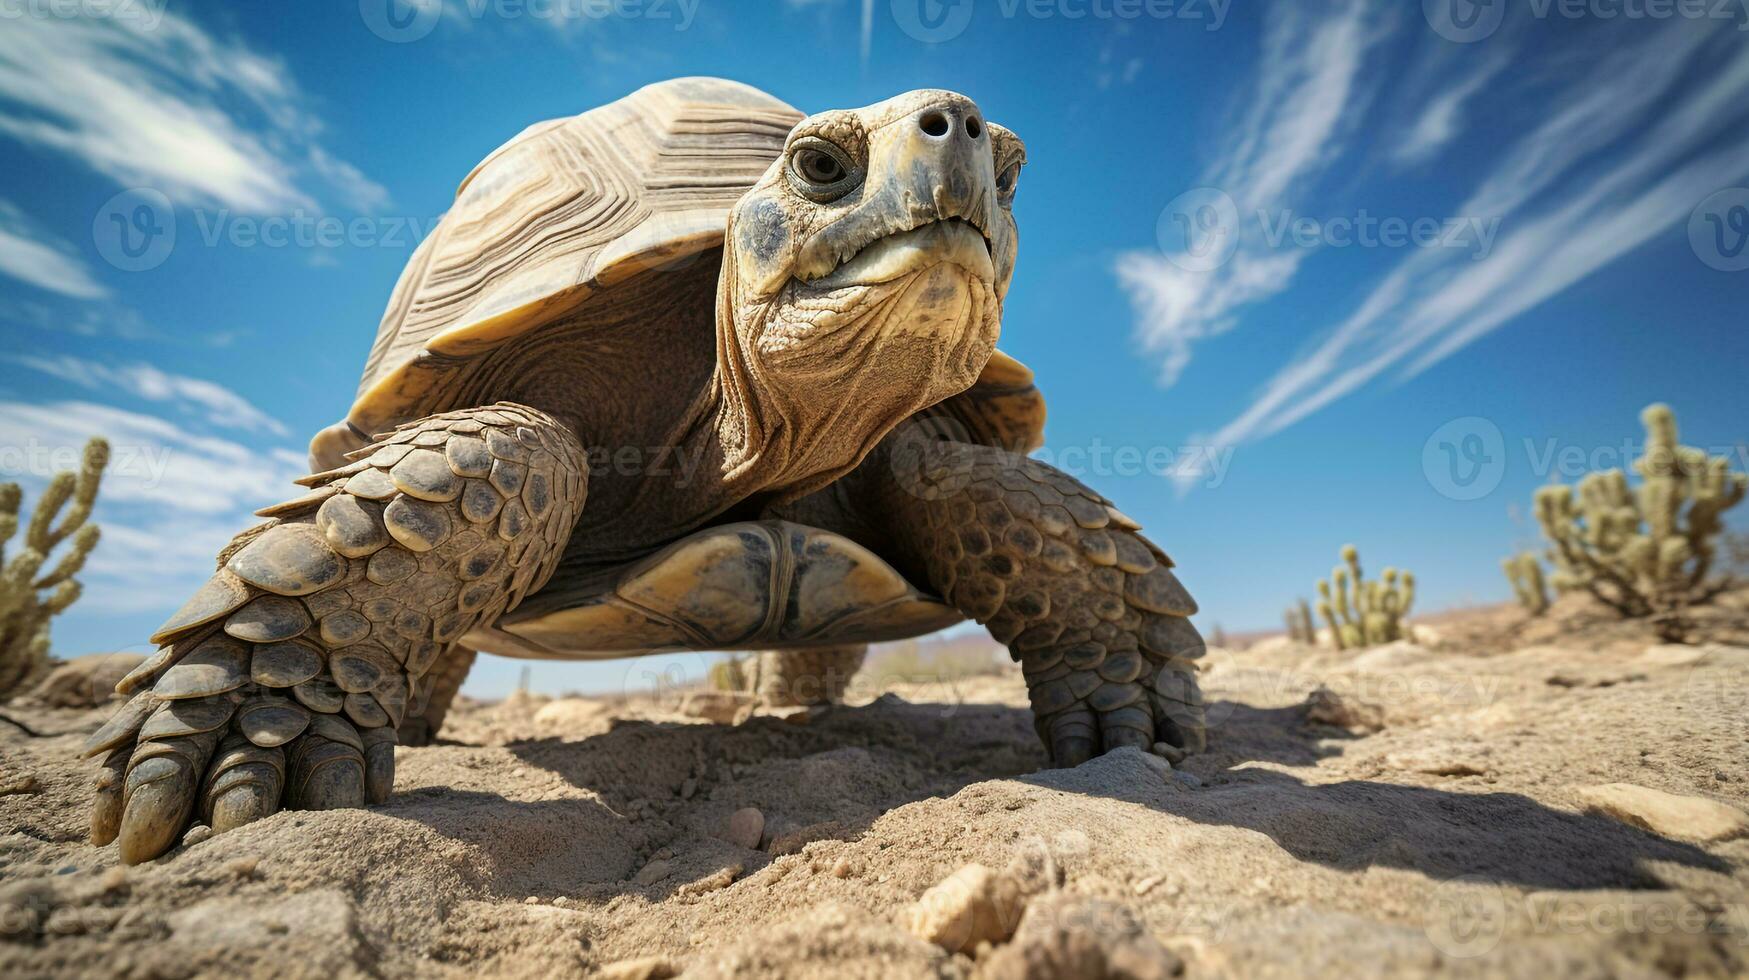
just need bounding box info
[83,403,587,863]
[875,438,1207,766]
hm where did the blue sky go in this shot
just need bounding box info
[2,0,1746,696]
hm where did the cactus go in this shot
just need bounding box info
[1502,551,1550,615]
[1530,404,1745,639]
[1315,544,1414,650]
[1283,599,1317,644]
[708,654,751,692]
[1,438,108,698]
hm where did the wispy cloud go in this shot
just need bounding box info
[0,399,305,617]
[1115,0,1385,389]
[0,200,108,300]
[1115,3,1749,492]
[0,10,387,214]
[8,355,289,435]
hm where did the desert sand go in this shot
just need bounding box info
[2,599,1747,978]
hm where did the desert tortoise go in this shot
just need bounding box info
[83,78,1208,863]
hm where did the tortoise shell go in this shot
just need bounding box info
[311,77,1043,470]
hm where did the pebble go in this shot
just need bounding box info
[675,864,741,898]
[1173,771,1202,789]
[182,825,213,848]
[1574,782,1749,842]
[726,807,764,849]
[594,955,680,980]
[633,859,674,886]
[901,863,1028,953]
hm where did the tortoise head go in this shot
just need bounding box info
[716,89,1024,456]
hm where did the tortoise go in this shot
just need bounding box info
[83,77,1208,864]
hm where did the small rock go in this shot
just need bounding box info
[594,955,680,980]
[1386,750,1488,777]
[675,864,741,898]
[1173,771,1201,789]
[1133,875,1163,896]
[1151,742,1186,765]
[0,773,39,796]
[1636,643,1713,667]
[1304,685,1385,733]
[1574,783,1749,842]
[223,858,260,879]
[830,857,855,879]
[182,825,213,848]
[979,893,1182,980]
[679,777,698,800]
[633,859,674,886]
[726,807,765,849]
[901,863,1028,953]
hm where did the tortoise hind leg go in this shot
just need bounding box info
[754,644,867,707]
[83,403,587,863]
[397,645,479,746]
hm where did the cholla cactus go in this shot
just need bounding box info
[1,438,108,698]
[1315,544,1414,650]
[1531,404,1744,638]
[1502,551,1549,615]
[1283,599,1317,644]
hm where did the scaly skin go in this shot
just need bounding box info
[84,403,586,863]
[873,434,1208,766]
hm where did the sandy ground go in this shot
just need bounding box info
[3,607,1748,978]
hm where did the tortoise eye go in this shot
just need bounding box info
[787,137,859,201]
[996,162,1021,206]
[795,147,844,184]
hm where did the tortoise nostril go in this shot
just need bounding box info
[919,110,950,138]
[964,116,982,139]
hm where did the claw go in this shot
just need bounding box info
[1047,707,1098,768]
[118,734,214,865]
[362,727,397,805]
[1098,703,1155,752]
[203,735,286,834]
[90,747,128,847]
[288,736,366,810]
